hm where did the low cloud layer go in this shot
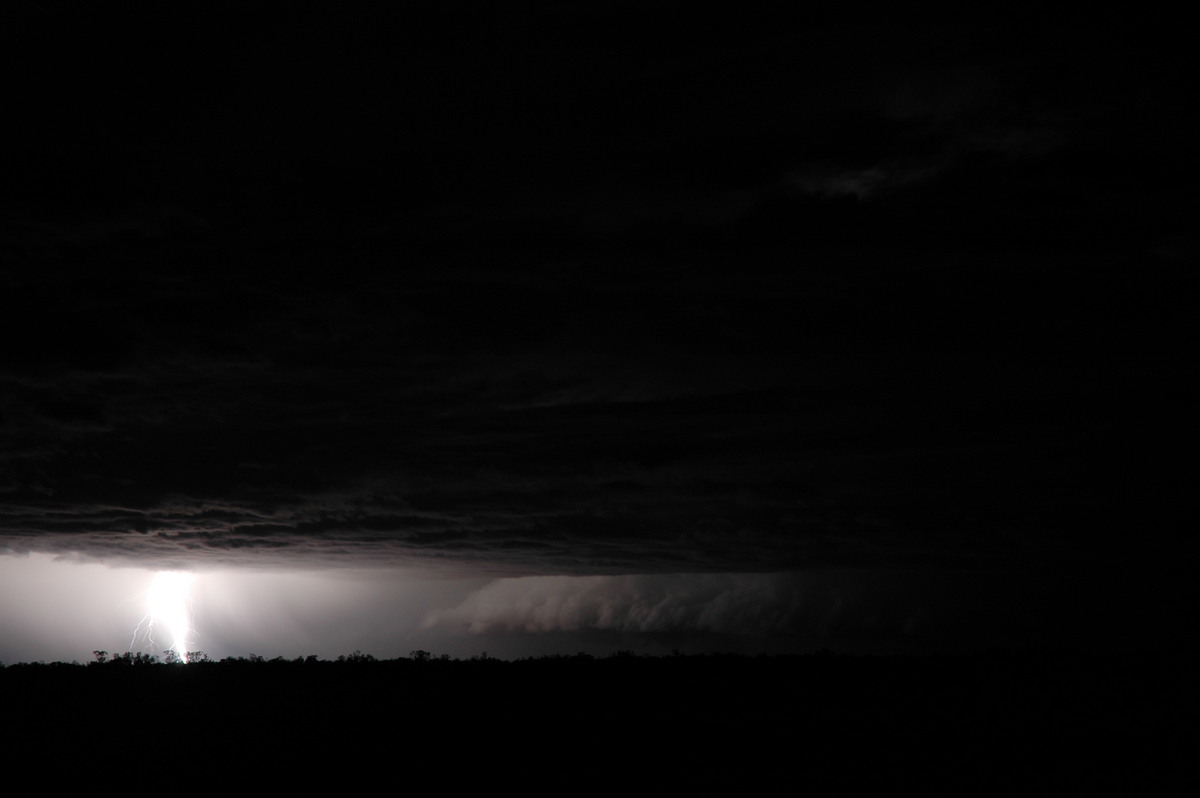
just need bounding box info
[2,242,1099,575]
[425,573,815,636]
[1,229,1140,576]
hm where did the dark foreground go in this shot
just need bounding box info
[2,650,1195,793]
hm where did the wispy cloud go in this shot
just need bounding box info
[422,570,945,642]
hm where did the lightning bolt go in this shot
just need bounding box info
[130,571,196,662]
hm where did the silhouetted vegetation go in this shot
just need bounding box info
[2,648,1195,790]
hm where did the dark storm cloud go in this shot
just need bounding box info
[0,202,1164,575]
[1,5,1191,595]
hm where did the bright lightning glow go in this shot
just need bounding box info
[131,571,195,662]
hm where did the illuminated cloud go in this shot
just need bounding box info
[0,551,488,664]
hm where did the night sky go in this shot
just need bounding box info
[1,5,1194,663]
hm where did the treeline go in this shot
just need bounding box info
[4,646,721,668]
[2,645,1197,683]
[13,644,916,669]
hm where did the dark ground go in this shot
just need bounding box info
[3,651,1196,792]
